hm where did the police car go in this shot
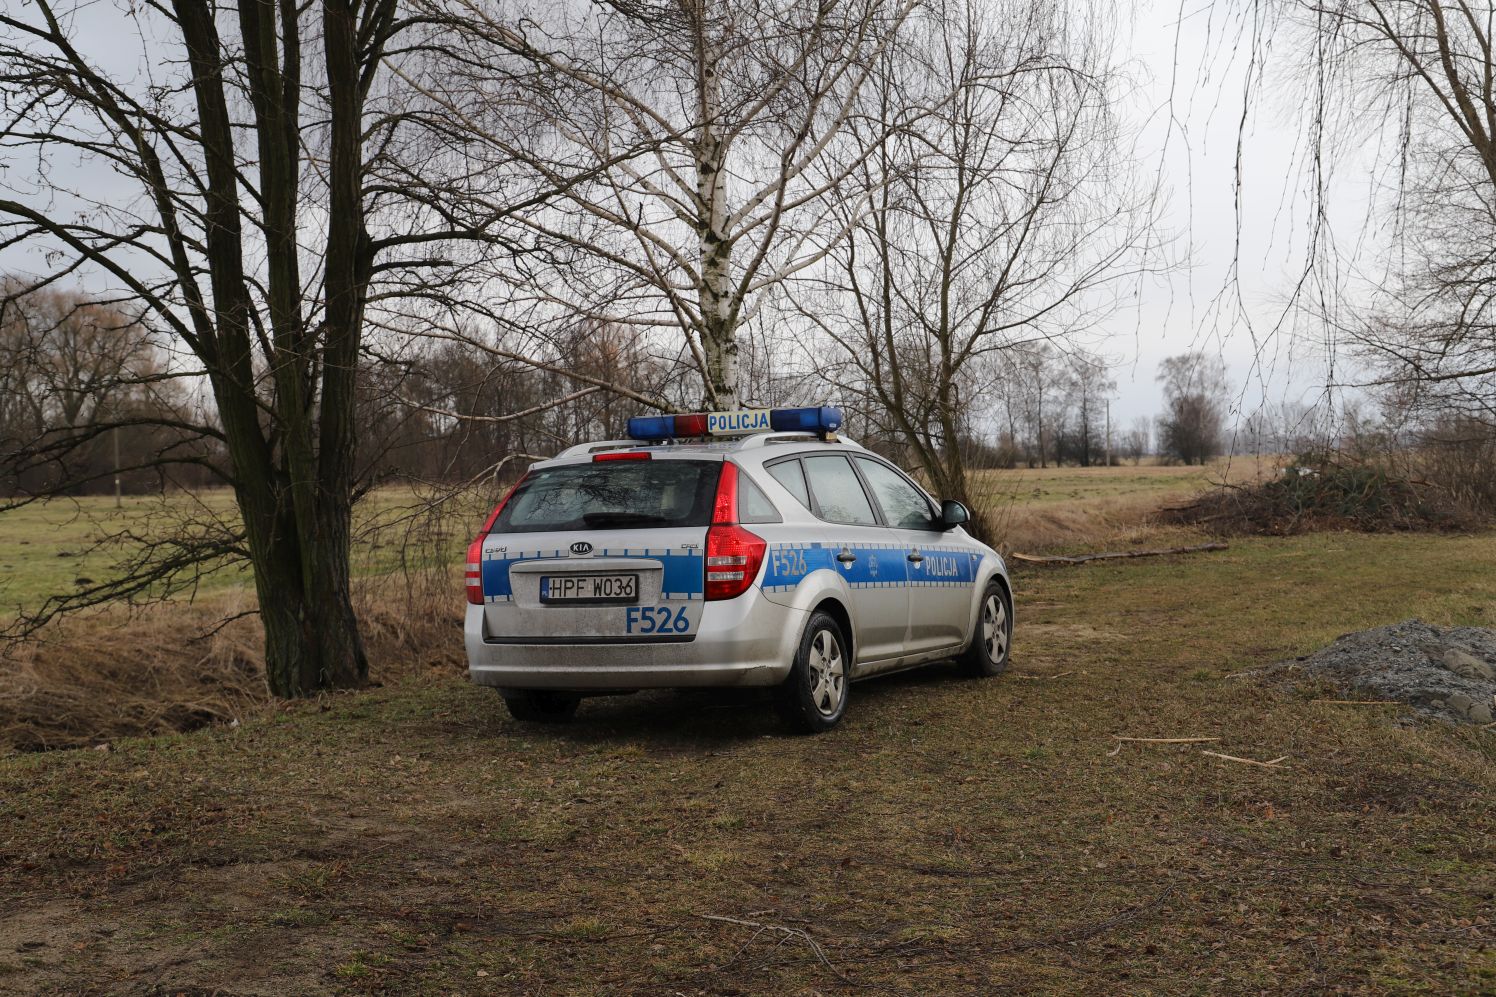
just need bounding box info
[464,406,1013,732]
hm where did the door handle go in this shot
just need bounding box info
[907,550,924,563]
[836,548,858,564]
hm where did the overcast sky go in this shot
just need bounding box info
[1102,0,1362,428]
[2,0,1379,432]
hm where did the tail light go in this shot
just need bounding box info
[705,462,766,601]
[466,474,527,605]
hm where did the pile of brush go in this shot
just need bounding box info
[1159,452,1476,536]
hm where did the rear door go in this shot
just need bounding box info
[853,456,976,652]
[796,454,911,662]
[478,455,720,643]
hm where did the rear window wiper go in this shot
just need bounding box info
[581,512,673,527]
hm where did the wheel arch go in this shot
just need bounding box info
[809,596,855,663]
[965,565,1014,644]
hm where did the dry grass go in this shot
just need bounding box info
[1,530,1492,993]
[0,463,1262,751]
[0,570,463,752]
[0,484,488,751]
[972,455,1282,552]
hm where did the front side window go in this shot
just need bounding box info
[493,460,720,533]
[801,455,878,526]
[855,457,936,530]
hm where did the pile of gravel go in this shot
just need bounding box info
[1286,619,1496,724]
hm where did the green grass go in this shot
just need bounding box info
[0,492,241,612]
[1,529,1493,992]
[0,488,488,616]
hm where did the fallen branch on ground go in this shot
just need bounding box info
[1009,543,1228,565]
[1201,750,1289,768]
[697,914,855,985]
[1108,735,1219,756]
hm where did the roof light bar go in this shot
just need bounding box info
[626,406,843,441]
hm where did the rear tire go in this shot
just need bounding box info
[502,690,581,723]
[775,611,850,734]
[959,582,1012,677]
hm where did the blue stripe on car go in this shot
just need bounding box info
[762,543,979,592]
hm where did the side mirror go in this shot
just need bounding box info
[940,499,970,530]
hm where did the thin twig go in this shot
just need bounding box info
[1108,735,1220,757]
[1201,750,1290,768]
[697,914,856,986]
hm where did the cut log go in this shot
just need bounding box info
[1010,543,1228,565]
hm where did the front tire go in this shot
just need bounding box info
[502,690,581,723]
[959,582,1012,677]
[775,611,850,734]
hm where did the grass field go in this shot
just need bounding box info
[2,528,1493,993]
[977,456,1266,508]
[0,488,482,617]
[973,456,1278,553]
[0,460,1267,616]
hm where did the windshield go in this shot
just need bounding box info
[492,459,722,534]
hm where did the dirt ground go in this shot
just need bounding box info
[2,530,1494,994]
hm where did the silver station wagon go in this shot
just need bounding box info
[464,406,1013,732]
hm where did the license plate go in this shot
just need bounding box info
[539,573,639,604]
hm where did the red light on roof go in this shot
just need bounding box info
[593,451,651,461]
[673,413,709,437]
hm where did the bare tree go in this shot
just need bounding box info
[1060,349,1116,467]
[411,0,919,408]
[1224,1,1496,457]
[1122,415,1150,464]
[0,0,546,694]
[1156,352,1228,465]
[805,0,1152,515]
[0,282,207,497]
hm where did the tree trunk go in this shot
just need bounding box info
[693,6,738,410]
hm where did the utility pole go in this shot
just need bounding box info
[1104,399,1111,468]
[113,425,121,509]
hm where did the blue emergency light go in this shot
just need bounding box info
[626,406,844,441]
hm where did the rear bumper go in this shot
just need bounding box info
[465,592,805,691]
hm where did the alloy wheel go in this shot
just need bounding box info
[807,628,846,717]
[982,593,1009,663]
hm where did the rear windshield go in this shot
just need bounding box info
[492,459,722,534]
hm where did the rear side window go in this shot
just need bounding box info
[493,460,721,533]
[802,455,878,526]
[738,472,782,524]
[855,457,935,530]
[766,459,811,509]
